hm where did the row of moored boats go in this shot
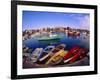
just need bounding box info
[23,44,89,66]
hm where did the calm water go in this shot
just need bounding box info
[23,33,89,52]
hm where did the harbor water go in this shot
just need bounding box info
[23,32,89,52]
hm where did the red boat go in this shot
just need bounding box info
[67,31,80,37]
[63,46,88,64]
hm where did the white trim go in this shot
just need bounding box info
[64,57,73,63]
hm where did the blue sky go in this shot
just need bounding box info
[22,11,90,31]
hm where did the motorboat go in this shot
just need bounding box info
[37,34,61,41]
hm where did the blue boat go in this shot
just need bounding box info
[39,46,55,61]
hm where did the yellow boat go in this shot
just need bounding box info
[46,50,68,65]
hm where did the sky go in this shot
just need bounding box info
[22,11,90,31]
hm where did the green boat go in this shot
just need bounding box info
[37,34,61,41]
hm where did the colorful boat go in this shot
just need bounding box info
[46,50,68,65]
[30,48,43,62]
[39,44,66,63]
[64,46,80,62]
[39,46,55,61]
[39,44,66,62]
[63,46,88,64]
[50,44,66,56]
[68,48,88,64]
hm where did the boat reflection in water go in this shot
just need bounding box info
[23,32,89,68]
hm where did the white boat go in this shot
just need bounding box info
[30,48,43,63]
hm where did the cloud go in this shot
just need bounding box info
[80,15,90,30]
[73,14,90,30]
[66,13,90,30]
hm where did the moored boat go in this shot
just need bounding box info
[68,48,88,64]
[39,44,66,63]
[46,50,68,65]
[67,31,80,37]
[37,34,61,41]
[49,44,66,57]
[64,46,80,62]
[30,48,43,63]
[39,46,55,61]
[63,46,88,64]
[39,44,66,62]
